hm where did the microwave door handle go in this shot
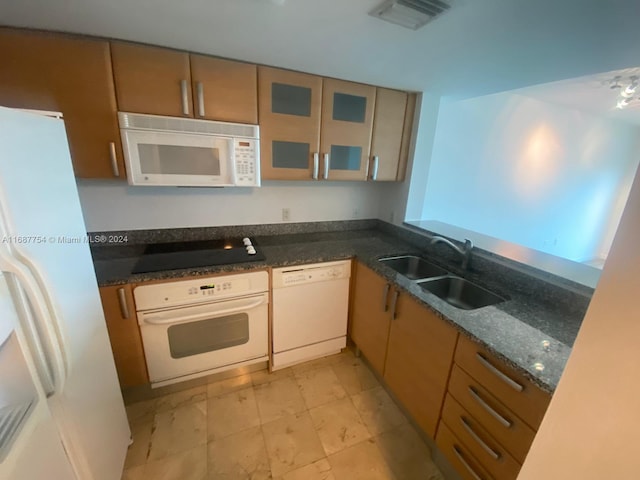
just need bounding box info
[143,296,266,326]
[229,140,238,185]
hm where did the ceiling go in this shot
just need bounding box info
[1,0,639,99]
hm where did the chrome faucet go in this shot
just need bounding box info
[430,236,474,270]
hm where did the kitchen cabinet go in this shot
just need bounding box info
[383,290,458,438]
[0,28,125,179]
[258,66,323,180]
[396,93,417,182]
[111,42,258,123]
[368,88,408,181]
[99,285,148,387]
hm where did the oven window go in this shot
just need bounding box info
[167,313,249,359]
[138,144,221,176]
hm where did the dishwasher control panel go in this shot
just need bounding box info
[273,260,351,288]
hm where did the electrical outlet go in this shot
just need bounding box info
[282,208,290,221]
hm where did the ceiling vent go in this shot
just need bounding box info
[369,0,451,30]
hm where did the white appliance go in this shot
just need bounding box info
[134,272,269,387]
[272,260,351,370]
[0,107,130,479]
[119,112,260,187]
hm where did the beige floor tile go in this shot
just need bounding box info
[254,376,307,424]
[309,398,371,455]
[328,439,395,480]
[251,367,294,386]
[207,374,252,398]
[275,458,335,480]
[262,412,326,477]
[126,399,157,429]
[291,352,345,374]
[155,385,207,414]
[295,366,347,409]
[143,445,207,480]
[121,465,145,480]
[148,401,207,461]
[124,421,153,468]
[331,357,379,396]
[208,425,271,480]
[351,387,406,435]
[207,387,261,442]
[375,423,445,480]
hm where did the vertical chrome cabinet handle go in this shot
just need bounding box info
[468,386,513,428]
[390,290,399,320]
[109,142,119,177]
[460,416,501,460]
[453,446,483,480]
[180,79,190,116]
[117,288,130,319]
[323,153,330,179]
[312,153,319,180]
[476,353,524,392]
[372,155,380,181]
[381,283,390,312]
[196,81,205,117]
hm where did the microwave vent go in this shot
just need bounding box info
[118,112,259,138]
[369,0,451,30]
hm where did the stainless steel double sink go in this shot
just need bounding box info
[379,255,505,310]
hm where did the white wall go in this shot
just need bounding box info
[77,179,387,231]
[420,93,640,262]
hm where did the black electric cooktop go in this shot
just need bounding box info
[131,238,265,274]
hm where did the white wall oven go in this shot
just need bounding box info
[134,271,268,387]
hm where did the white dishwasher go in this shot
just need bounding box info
[272,260,351,370]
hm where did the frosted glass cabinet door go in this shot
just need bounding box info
[320,79,376,181]
[258,67,322,180]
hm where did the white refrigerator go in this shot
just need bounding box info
[0,107,131,479]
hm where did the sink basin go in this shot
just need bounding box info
[379,255,449,280]
[418,276,505,310]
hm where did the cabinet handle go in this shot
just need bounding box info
[460,416,501,460]
[390,290,399,320]
[453,446,484,480]
[117,288,130,320]
[381,283,390,312]
[323,153,330,180]
[180,79,190,116]
[468,386,513,428]
[312,153,319,180]
[109,142,119,177]
[476,353,524,392]
[372,155,380,181]
[196,81,205,117]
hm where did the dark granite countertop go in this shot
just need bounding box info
[91,223,590,393]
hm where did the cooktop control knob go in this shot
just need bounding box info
[242,237,252,246]
[247,246,257,255]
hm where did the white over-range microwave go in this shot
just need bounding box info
[118,112,260,187]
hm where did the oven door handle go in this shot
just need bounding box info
[142,295,267,326]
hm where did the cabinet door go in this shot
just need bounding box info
[258,67,322,180]
[384,293,458,437]
[349,262,392,375]
[0,29,125,179]
[396,93,417,182]
[99,285,148,387]
[369,88,407,181]
[320,79,376,181]
[190,55,257,124]
[111,42,193,117]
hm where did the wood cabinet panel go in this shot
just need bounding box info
[0,29,125,179]
[383,293,458,437]
[190,55,257,124]
[111,42,192,117]
[455,335,551,430]
[436,422,494,480]
[99,285,148,387]
[369,88,407,181]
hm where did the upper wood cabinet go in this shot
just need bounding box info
[0,29,125,179]
[111,42,258,123]
[258,66,323,180]
[369,88,408,181]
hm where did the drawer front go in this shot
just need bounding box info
[442,394,520,480]
[449,365,536,463]
[436,422,494,480]
[455,336,551,429]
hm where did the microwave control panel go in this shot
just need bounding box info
[234,139,260,186]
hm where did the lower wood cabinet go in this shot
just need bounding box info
[99,284,148,387]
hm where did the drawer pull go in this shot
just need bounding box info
[453,446,484,480]
[117,287,130,319]
[382,283,390,312]
[468,386,513,428]
[390,290,399,320]
[460,416,501,460]
[476,353,524,392]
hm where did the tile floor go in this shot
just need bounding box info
[121,350,446,480]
